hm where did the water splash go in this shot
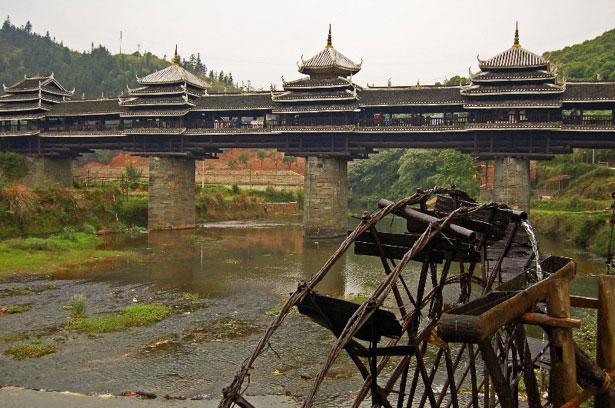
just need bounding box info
[521,220,543,281]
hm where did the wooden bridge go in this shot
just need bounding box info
[1,25,615,236]
[219,189,615,408]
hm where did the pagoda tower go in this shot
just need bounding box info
[273,26,362,238]
[463,23,563,211]
[121,47,208,230]
[0,74,75,186]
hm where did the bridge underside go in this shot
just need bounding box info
[2,129,615,160]
[3,129,614,235]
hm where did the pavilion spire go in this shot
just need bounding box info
[513,21,521,48]
[172,45,180,65]
[326,24,333,48]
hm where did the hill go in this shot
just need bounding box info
[0,18,240,98]
[543,28,615,81]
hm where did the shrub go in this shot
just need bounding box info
[0,152,28,182]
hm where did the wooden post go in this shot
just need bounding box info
[547,277,577,407]
[596,275,615,407]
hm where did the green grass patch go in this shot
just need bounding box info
[67,304,171,333]
[5,342,56,359]
[0,304,31,314]
[0,230,133,277]
[531,209,610,255]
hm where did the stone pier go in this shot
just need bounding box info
[303,156,348,238]
[148,156,196,230]
[21,156,73,188]
[492,156,530,211]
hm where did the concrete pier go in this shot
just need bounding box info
[303,156,348,238]
[148,156,195,230]
[21,156,73,188]
[493,156,530,211]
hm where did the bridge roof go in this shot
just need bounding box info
[478,24,548,71]
[359,87,463,107]
[193,93,274,111]
[562,82,615,103]
[47,99,122,116]
[3,74,74,96]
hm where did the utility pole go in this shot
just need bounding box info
[119,31,122,54]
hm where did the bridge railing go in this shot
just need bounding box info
[563,115,614,126]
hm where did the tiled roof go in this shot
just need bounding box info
[282,77,353,89]
[127,84,203,97]
[463,97,561,109]
[48,99,121,116]
[120,109,190,117]
[471,70,555,82]
[137,64,207,89]
[4,74,74,96]
[461,83,564,96]
[562,82,615,102]
[120,96,194,107]
[359,87,464,106]
[193,93,274,111]
[299,43,361,76]
[272,102,359,114]
[0,102,47,112]
[479,47,548,70]
[272,89,357,102]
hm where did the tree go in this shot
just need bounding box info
[24,21,32,33]
[397,149,478,196]
[237,152,249,169]
[282,155,297,169]
[255,149,268,168]
[227,159,238,170]
[446,75,469,86]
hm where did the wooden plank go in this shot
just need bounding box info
[547,277,577,407]
[570,295,600,309]
[596,275,615,408]
[520,312,581,329]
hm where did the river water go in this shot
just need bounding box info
[0,216,607,406]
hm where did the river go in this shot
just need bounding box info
[0,216,607,406]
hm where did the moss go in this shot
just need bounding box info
[5,342,56,359]
[67,304,171,333]
[0,304,31,314]
[181,318,259,343]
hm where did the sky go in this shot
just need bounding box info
[3,0,615,89]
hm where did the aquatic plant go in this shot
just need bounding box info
[67,304,171,333]
[70,294,87,319]
[5,342,56,359]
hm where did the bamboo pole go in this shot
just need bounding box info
[596,275,615,408]
[547,277,577,407]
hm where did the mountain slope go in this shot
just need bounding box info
[543,28,615,81]
[0,18,240,98]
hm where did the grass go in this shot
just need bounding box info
[0,230,133,277]
[5,342,57,359]
[69,295,86,318]
[0,304,31,314]
[67,304,171,333]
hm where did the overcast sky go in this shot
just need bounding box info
[4,0,615,89]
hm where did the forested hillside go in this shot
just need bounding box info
[0,18,240,98]
[544,28,615,80]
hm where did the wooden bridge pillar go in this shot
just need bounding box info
[303,156,348,239]
[148,156,196,231]
[20,156,73,188]
[492,157,530,211]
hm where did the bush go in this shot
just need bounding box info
[0,152,28,182]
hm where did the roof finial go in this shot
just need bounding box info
[326,24,333,48]
[513,21,521,48]
[172,45,180,64]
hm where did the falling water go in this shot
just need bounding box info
[521,220,544,281]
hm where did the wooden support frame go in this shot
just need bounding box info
[596,275,615,407]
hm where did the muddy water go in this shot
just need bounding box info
[0,217,607,406]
